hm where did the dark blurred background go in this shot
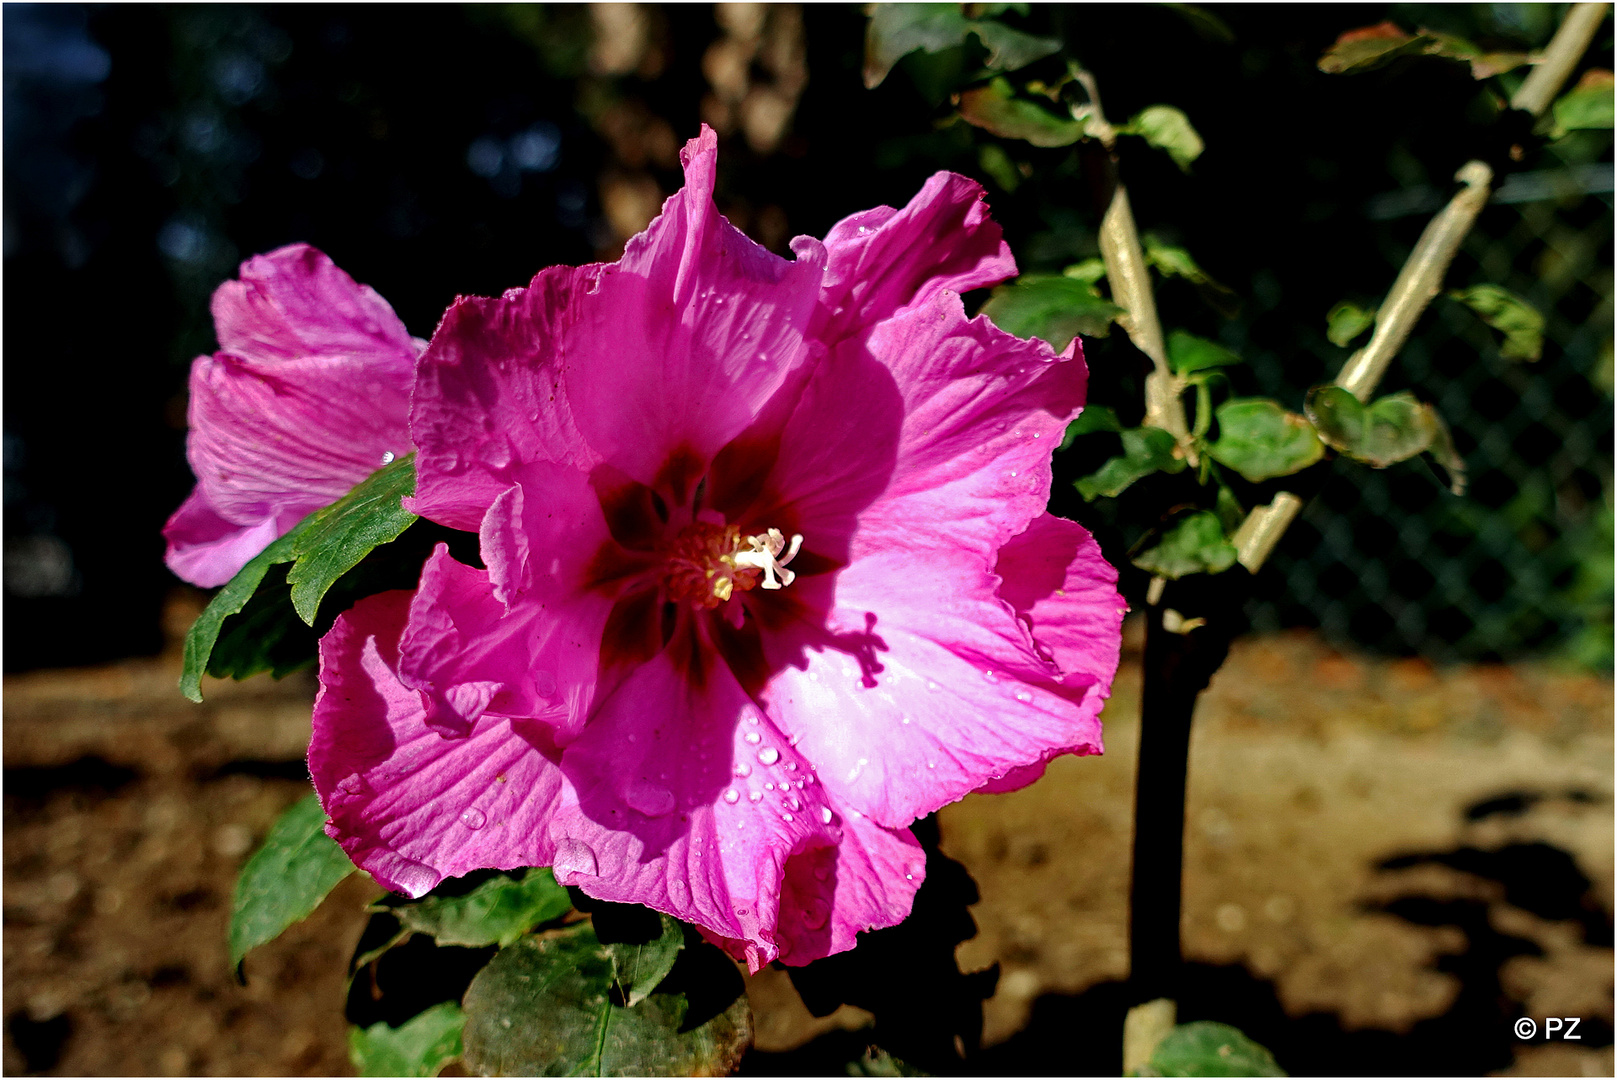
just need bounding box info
[4,3,1611,672]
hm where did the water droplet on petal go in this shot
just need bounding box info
[820,806,834,825]
[1015,691,1034,703]
[749,791,763,803]
[554,838,598,878]
[379,450,396,466]
[787,795,802,811]
[757,747,780,766]
[983,669,1000,683]
[723,788,740,805]
[671,880,690,904]
[734,762,752,778]
[744,731,762,745]
[459,807,486,830]
[390,859,441,898]
[764,782,775,791]
[926,680,941,692]
[782,812,794,822]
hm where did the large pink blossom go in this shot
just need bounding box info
[310,128,1124,969]
[163,244,418,587]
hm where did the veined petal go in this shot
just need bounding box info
[816,171,1015,344]
[555,640,838,971]
[761,545,1110,828]
[310,590,568,897]
[187,350,412,527]
[211,243,417,366]
[772,812,925,966]
[161,486,284,588]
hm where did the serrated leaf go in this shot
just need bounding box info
[864,3,976,88]
[230,793,356,966]
[383,868,573,949]
[1167,331,1241,375]
[604,915,685,1008]
[1318,22,1426,74]
[179,522,309,702]
[1132,512,1238,579]
[287,454,418,624]
[1551,69,1615,136]
[958,76,1087,147]
[981,274,1124,350]
[1141,1020,1285,1076]
[1124,105,1203,171]
[461,922,750,1077]
[1305,387,1438,467]
[1447,284,1545,362]
[1326,301,1376,347]
[1077,426,1186,500]
[1207,398,1325,482]
[969,19,1061,72]
[349,1002,466,1078]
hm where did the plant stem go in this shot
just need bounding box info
[1510,2,1611,117]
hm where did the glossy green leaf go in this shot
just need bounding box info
[958,77,1087,147]
[980,274,1124,350]
[1167,331,1241,375]
[179,522,309,702]
[383,868,573,949]
[1305,387,1439,467]
[1062,404,1124,449]
[1140,1020,1285,1076]
[460,922,751,1076]
[1124,105,1203,171]
[968,18,1061,72]
[863,4,975,88]
[1447,284,1544,361]
[604,914,685,1008]
[349,1002,466,1078]
[1077,426,1186,500]
[1207,398,1325,482]
[1317,22,1426,74]
[1132,512,1238,579]
[1062,257,1108,285]
[1551,69,1615,136]
[1326,301,1376,347]
[287,454,418,624]
[230,793,356,966]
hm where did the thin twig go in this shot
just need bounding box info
[1235,1,1607,572]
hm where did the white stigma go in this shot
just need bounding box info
[733,528,803,591]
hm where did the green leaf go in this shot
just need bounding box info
[349,1003,466,1078]
[1062,257,1108,285]
[968,19,1061,72]
[863,4,975,88]
[180,522,309,702]
[1418,30,1529,80]
[957,76,1088,147]
[1317,22,1426,74]
[1062,404,1124,450]
[604,914,685,1008]
[1141,1020,1285,1076]
[383,868,573,949]
[1325,301,1376,347]
[1167,331,1241,375]
[1551,69,1615,136]
[1077,426,1186,500]
[1132,512,1238,579]
[1162,4,1236,45]
[1305,387,1439,467]
[1123,105,1203,171]
[287,454,418,625]
[977,142,1022,191]
[1214,485,1245,534]
[1447,284,1545,361]
[1144,240,1220,290]
[1207,398,1325,482]
[980,274,1125,350]
[460,922,751,1076]
[229,793,356,966]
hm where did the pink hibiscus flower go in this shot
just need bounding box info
[310,128,1123,969]
[163,244,418,587]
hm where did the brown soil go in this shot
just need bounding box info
[5,610,1611,1076]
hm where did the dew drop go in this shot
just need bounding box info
[927,761,936,769]
[379,450,396,466]
[723,788,740,805]
[734,762,752,778]
[787,795,802,811]
[1015,691,1034,703]
[749,791,763,803]
[744,731,762,745]
[983,669,1000,683]
[782,812,794,822]
[820,806,834,825]
[459,807,487,830]
[926,680,941,692]
[757,747,780,766]
[390,859,441,898]
[554,838,599,877]
[765,782,776,791]
[785,762,797,772]
[748,713,760,725]
[900,715,911,725]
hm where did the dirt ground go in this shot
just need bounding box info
[5,607,1611,1076]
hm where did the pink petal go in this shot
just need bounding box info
[816,171,1015,343]
[310,590,568,897]
[161,486,285,587]
[761,544,1109,829]
[771,812,926,966]
[186,350,412,528]
[211,243,417,366]
[554,641,839,970]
